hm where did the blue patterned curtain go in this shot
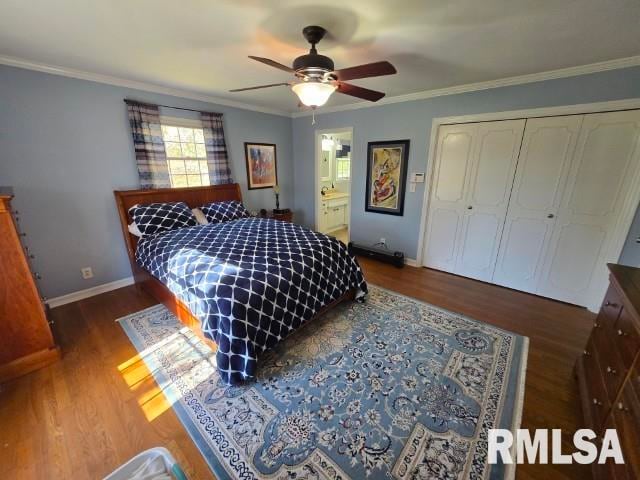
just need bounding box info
[126,100,170,189]
[201,112,233,184]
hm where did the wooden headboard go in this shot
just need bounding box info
[114,183,242,274]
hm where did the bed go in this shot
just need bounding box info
[114,184,367,384]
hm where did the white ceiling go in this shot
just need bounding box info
[1,0,639,114]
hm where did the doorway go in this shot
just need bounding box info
[315,127,353,244]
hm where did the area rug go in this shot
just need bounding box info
[118,285,528,480]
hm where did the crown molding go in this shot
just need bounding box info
[2,53,639,119]
[292,55,640,118]
[0,54,290,117]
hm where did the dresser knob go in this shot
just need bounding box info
[606,366,617,375]
[583,350,591,356]
[593,322,600,328]
[592,398,603,406]
[617,329,627,337]
[605,301,617,307]
[617,402,629,412]
[547,213,554,218]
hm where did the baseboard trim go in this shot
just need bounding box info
[46,276,134,308]
[404,258,418,267]
[46,261,418,307]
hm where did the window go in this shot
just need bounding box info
[336,154,350,180]
[161,122,209,187]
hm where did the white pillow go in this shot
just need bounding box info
[192,208,209,225]
[128,222,143,237]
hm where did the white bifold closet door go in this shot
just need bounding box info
[425,109,640,308]
[535,110,640,307]
[492,115,583,293]
[423,119,525,281]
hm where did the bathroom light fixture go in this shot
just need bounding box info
[321,135,334,151]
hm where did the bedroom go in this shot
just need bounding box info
[1,1,639,479]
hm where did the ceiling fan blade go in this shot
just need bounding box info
[333,61,396,81]
[248,56,294,73]
[336,82,386,102]
[229,83,290,92]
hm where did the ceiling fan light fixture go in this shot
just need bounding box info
[291,81,336,107]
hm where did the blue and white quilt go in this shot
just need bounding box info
[135,217,367,384]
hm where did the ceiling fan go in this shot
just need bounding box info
[230,25,397,108]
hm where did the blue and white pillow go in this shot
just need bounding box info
[128,202,197,236]
[200,200,250,224]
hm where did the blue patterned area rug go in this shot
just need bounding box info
[118,285,528,480]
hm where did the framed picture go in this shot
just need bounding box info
[365,140,410,216]
[244,142,278,189]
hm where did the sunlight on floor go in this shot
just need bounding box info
[117,326,217,422]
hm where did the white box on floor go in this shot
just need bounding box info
[103,447,188,480]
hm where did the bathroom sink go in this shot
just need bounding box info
[321,191,349,200]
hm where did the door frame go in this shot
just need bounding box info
[416,97,640,311]
[314,126,354,236]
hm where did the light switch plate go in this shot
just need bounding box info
[411,172,425,183]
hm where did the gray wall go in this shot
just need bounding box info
[292,66,640,263]
[3,62,640,299]
[0,65,293,298]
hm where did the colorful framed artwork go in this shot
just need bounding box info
[244,142,278,190]
[365,140,410,216]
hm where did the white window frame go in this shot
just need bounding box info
[159,115,210,188]
[335,152,351,181]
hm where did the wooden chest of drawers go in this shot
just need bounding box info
[0,189,59,382]
[576,263,640,479]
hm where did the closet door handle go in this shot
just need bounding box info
[467,206,473,210]
[547,213,554,218]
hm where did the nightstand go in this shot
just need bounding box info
[261,209,293,223]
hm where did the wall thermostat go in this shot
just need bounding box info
[411,172,425,183]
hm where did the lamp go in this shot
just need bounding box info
[291,81,336,107]
[273,184,280,210]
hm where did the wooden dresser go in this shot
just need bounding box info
[576,263,640,479]
[0,188,59,382]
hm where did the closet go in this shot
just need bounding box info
[423,109,640,308]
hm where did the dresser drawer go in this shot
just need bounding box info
[611,371,640,480]
[613,308,640,369]
[596,284,624,333]
[592,325,627,404]
[581,337,612,432]
[592,415,632,480]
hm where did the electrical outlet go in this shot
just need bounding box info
[81,267,93,279]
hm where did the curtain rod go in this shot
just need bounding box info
[123,99,222,115]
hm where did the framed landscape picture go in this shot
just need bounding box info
[244,142,278,189]
[365,140,410,216]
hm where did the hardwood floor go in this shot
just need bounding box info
[0,258,594,479]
